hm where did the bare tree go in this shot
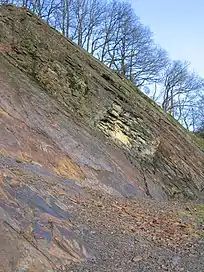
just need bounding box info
[0,0,168,86]
[89,0,121,61]
[127,31,168,86]
[182,93,204,131]
[82,0,106,53]
[94,1,168,86]
[161,60,204,117]
[2,0,203,130]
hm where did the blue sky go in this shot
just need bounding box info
[130,0,204,77]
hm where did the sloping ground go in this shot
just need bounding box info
[0,5,204,272]
[0,5,204,201]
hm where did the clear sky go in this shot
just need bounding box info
[130,0,204,77]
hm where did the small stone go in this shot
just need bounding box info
[178,268,184,271]
[172,255,181,266]
[10,179,19,187]
[161,264,168,270]
[111,109,119,117]
[96,201,103,207]
[16,158,23,163]
[112,103,122,113]
[129,225,135,232]
[132,256,143,262]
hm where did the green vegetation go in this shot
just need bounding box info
[195,204,204,239]
[190,133,204,151]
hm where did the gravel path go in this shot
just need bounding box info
[68,190,204,272]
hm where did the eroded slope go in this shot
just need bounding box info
[0,5,204,201]
[0,5,204,272]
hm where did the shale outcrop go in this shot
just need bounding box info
[0,5,204,272]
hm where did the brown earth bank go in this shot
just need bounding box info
[0,5,204,272]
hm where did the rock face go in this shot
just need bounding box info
[1,5,204,201]
[0,5,204,272]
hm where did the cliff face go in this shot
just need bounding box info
[1,5,203,201]
[0,5,204,272]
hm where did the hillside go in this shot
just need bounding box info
[0,5,204,272]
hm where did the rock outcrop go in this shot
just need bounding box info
[0,5,204,272]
